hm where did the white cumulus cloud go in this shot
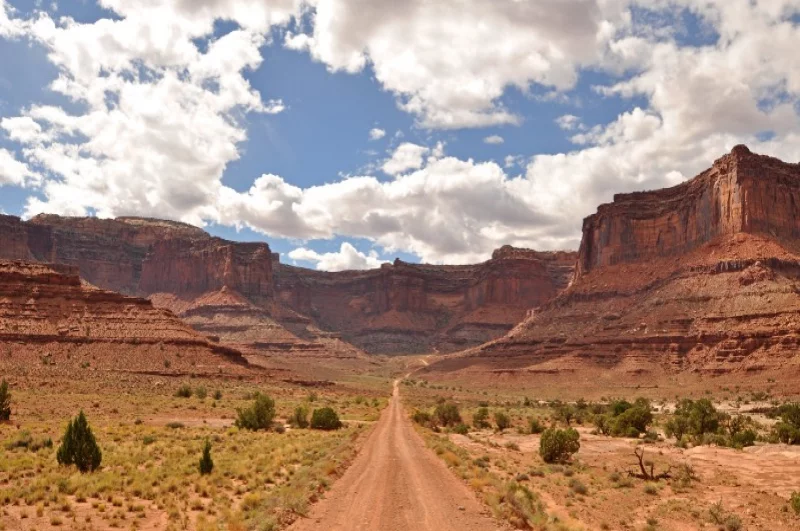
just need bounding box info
[368,127,386,140]
[381,142,430,176]
[288,242,387,271]
[2,0,800,269]
[483,135,504,145]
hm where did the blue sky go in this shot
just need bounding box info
[1,1,800,269]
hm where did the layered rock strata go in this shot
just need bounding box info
[427,146,800,379]
[1,215,575,355]
[0,260,246,374]
[275,247,576,354]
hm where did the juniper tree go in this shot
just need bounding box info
[56,411,102,473]
[198,439,213,475]
[0,379,10,421]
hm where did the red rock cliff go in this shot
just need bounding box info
[275,247,576,354]
[1,215,576,355]
[428,147,800,383]
[0,260,246,374]
[0,215,274,301]
[577,145,800,277]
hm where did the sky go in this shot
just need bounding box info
[1,1,800,271]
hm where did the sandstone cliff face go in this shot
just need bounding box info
[0,260,246,374]
[429,147,800,381]
[1,215,576,356]
[276,247,576,354]
[577,145,800,277]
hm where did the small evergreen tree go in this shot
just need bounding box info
[310,407,342,430]
[56,411,102,473]
[198,439,213,475]
[0,379,11,421]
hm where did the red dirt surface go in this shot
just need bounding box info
[288,381,503,531]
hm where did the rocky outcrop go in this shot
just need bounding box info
[275,247,576,354]
[0,260,246,374]
[577,145,800,276]
[428,147,800,381]
[0,215,576,356]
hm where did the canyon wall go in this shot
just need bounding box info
[1,215,575,355]
[576,145,800,277]
[0,260,246,374]
[427,146,800,381]
[275,247,576,353]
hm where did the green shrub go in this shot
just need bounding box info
[213,390,222,400]
[5,430,52,451]
[788,491,800,515]
[0,379,10,421]
[412,410,433,426]
[773,421,800,444]
[494,411,511,432]
[730,429,757,449]
[665,399,725,445]
[528,417,545,434]
[310,407,342,430]
[235,393,276,431]
[289,406,309,428]
[472,407,490,428]
[452,423,469,435]
[772,403,800,444]
[175,384,192,398]
[195,386,207,399]
[594,398,652,437]
[198,439,213,475]
[433,402,462,427]
[56,411,102,473]
[539,428,580,464]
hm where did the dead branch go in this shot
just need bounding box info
[628,447,672,480]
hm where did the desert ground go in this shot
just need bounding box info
[2,353,799,531]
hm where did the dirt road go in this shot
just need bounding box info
[288,380,501,531]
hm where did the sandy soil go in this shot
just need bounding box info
[288,380,503,531]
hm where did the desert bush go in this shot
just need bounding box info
[0,379,10,421]
[195,386,208,399]
[665,398,730,445]
[198,439,213,475]
[56,411,102,473]
[790,491,800,515]
[412,410,433,426]
[472,407,490,429]
[772,403,800,444]
[175,384,192,398]
[569,478,588,495]
[310,407,342,430]
[289,406,309,428]
[594,398,652,437]
[502,482,542,528]
[434,402,462,427]
[452,423,469,435]
[213,390,222,400]
[494,411,511,432]
[539,428,580,464]
[235,393,276,431]
[5,430,52,451]
[528,417,545,434]
[709,501,742,531]
[553,403,576,426]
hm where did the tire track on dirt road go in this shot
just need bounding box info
[288,378,502,531]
